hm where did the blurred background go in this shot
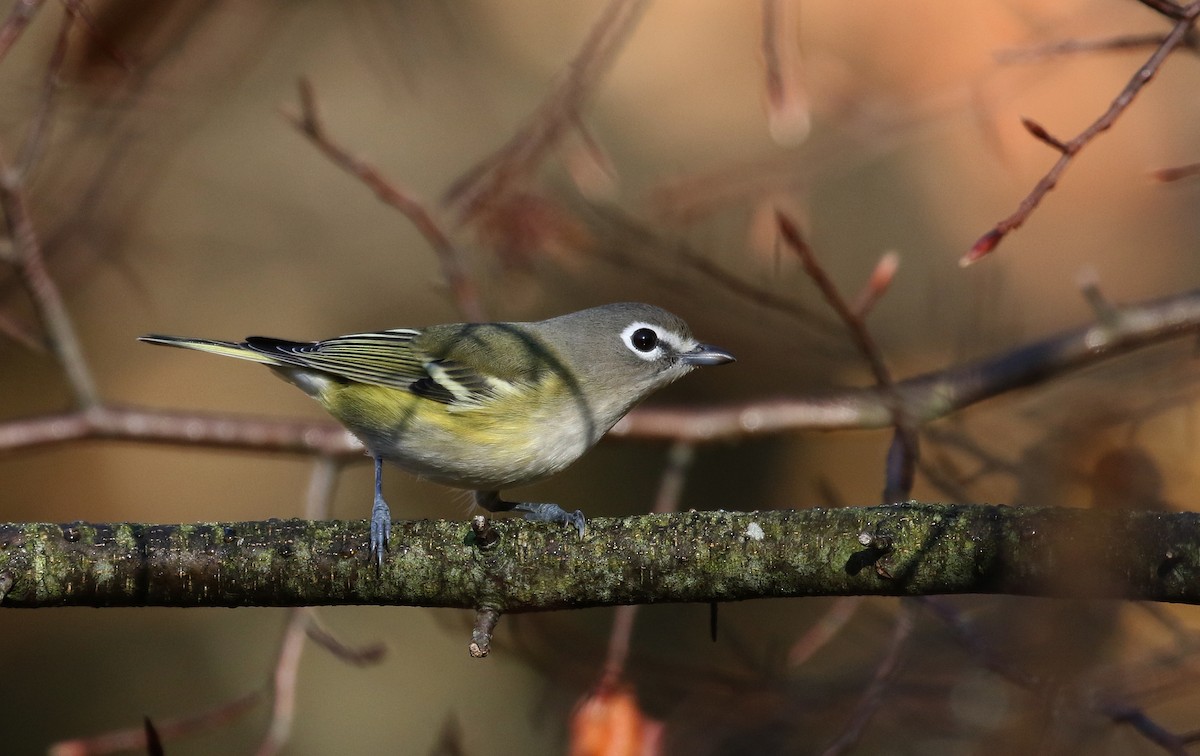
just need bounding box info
[2,1,1200,753]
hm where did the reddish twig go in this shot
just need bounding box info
[964,2,1200,265]
[49,691,262,755]
[1020,116,1068,153]
[761,0,809,146]
[777,213,917,501]
[305,617,387,667]
[850,250,898,319]
[994,31,1189,63]
[442,0,647,219]
[0,0,45,64]
[284,79,486,322]
[778,214,892,387]
[1151,161,1200,181]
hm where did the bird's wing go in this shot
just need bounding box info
[244,329,502,406]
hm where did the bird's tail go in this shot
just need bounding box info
[138,335,283,366]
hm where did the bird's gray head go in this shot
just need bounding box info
[533,302,734,407]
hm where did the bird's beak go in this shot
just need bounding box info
[680,343,735,367]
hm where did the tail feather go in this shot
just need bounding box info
[138,335,283,366]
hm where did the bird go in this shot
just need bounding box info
[140,302,734,564]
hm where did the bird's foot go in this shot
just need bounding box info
[513,502,587,537]
[370,494,391,566]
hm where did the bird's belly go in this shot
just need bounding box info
[382,418,592,489]
[323,384,599,490]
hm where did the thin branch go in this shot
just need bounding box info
[1151,161,1200,182]
[1138,0,1191,21]
[821,601,916,756]
[0,404,361,456]
[257,609,310,756]
[304,616,386,666]
[777,214,892,387]
[3,284,1200,455]
[601,441,694,686]
[786,596,865,668]
[994,32,1189,63]
[777,213,917,501]
[964,2,1200,265]
[611,285,1200,441]
[0,147,100,407]
[761,0,809,146]
[850,251,898,320]
[14,0,73,177]
[49,691,262,755]
[1103,704,1191,756]
[283,79,485,322]
[442,0,648,218]
[0,0,46,64]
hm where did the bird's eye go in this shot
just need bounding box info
[631,328,658,352]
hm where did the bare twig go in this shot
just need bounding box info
[786,596,865,668]
[995,32,1188,63]
[305,616,387,666]
[850,251,899,320]
[14,0,74,177]
[761,0,809,146]
[964,3,1200,265]
[821,601,916,755]
[600,441,695,687]
[0,0,46,64]
[611,285,1200,441]
[1104,704,1191,756]
[284,79,485,322]
[257,609,310,756]
[0,404,361,456]
[777,213,917,501]
[48,691,262,755]
[469,607,501,657]
[1138,0,1191,21]
[443,0,648,218]
[1151,161,1200,182]
[302,455,339,520]
[1020,116,1069,154]
[777,214,891,387]
[0,147,100,407]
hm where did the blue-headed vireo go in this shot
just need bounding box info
[140,302,734,563]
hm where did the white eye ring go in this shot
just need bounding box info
[620,322,688,362]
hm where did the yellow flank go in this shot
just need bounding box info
[317,371,594,489]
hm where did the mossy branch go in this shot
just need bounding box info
[1,503,1197,610]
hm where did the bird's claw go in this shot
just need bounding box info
[513,502,587,537]
[370,494,391,566]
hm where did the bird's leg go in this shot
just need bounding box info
[474,490,586,536]
[370,456,392,565]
